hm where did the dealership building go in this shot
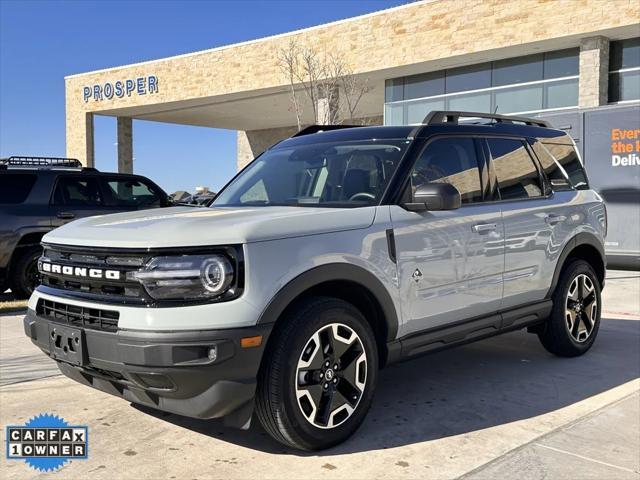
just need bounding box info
[65,0,639,264]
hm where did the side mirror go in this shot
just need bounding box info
[404,183,461,212]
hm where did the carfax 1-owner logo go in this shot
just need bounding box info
[5,413,88,472]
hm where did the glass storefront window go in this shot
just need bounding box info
[609,38,640,103]
[384,48,580,125]
[609,70,640,102]
[492,54,543,86]
[406,99,445,124]
[545,78,579,109]
[494,84,543,113]
[448,92,491,112]
[384,79,404,103]
[445,63,491,93]
[405,71,444,100]
[543,49,579,78]
[384,103,404,125]
[610,38,640,71]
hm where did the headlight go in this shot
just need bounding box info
[127,254,234,301]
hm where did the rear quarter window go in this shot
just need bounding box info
[533,140,589,190]
[0,173,37,204]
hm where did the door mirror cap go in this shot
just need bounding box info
[403,183,462,212]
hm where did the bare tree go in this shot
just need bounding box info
[277,40,371,129]
[338,63,370,124]
[278,40,304,131]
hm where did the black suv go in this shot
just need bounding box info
[0,157,172,297]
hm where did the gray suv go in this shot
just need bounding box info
[24,111,607,450]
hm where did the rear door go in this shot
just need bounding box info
[390,136,505,336]
[50,175,106,227]
[0,172,49,275]
[485,137,569,310]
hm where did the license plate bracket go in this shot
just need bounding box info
[48,324,86,366]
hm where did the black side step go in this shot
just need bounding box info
[388,300,552,363]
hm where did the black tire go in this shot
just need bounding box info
[255,296,378,451]
[10,247,42,299]
[538,259,602,357]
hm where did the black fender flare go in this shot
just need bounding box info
[546,232,606,298]
[256,263,399,342]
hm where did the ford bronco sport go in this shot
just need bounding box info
[24,112,607,450]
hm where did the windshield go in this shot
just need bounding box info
[213,139,411,208]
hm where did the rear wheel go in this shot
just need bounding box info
[10,247,42,299]
[538,259,601,357]
[255,296,378,450]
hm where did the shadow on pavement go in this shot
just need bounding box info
[134,317,640,456]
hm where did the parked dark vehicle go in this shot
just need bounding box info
[0,157,172,297]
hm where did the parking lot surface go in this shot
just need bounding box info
[0,270,638,479]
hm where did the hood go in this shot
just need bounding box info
[42,206,377,248]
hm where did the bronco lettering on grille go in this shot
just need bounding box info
[40,262,121,280]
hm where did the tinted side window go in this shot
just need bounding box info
[104,179,162,207]
[0,173,37,204]
[488,138,543,200]
[411,137,483,204]
[532,141,589,190]
[53,177,103,206]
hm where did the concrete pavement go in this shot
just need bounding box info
[464,393,640,479]
[0,270,638,479]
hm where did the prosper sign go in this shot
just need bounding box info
[83,75,158,102]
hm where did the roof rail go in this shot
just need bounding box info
[0,156,83,169]
[292,124,360,137]
[422,111,551,128]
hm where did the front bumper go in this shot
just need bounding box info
[24,309,272,426]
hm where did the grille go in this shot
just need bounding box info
[39,245,148,303]
[37,298,119,332]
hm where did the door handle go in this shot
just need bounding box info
[57,212,75,220]
[545,214,567,225]
[472,223,497,233]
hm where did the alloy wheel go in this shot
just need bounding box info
[295,323,367,429]
[565,273,598,343]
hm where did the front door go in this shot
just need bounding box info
[390,136,504,337]
[50,175,107,227]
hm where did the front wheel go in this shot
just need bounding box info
[10,247,42,299]
[255,297,378,450]
[538,259,602,357]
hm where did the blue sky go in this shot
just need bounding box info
[0,0,406,194]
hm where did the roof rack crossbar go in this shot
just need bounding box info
[0,156,83,168]
[292,124,360,137]
[422,111,551,128]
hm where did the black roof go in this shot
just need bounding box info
[276,122,568,150]
[276,125,416,149]
[273,111,569,150]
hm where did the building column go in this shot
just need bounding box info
[65,112,95,167]
[84,113,95,167]
[236,126,298,170]
[579,36,610,108]
[316,84,339,124]
[117,117,133,173]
